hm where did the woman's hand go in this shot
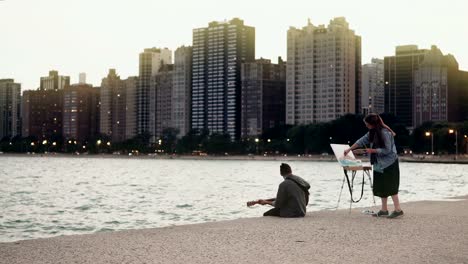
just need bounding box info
[344,148,352,156]
[365,148,377,154]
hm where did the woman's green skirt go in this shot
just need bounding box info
[373,159,400,198]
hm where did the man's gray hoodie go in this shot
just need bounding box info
[274,175,311,217]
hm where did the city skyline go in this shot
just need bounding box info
[1,0,468,91]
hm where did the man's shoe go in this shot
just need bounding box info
[387,210,404,219]
[372,210,389,217]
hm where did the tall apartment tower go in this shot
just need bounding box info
[384,45,428,127]
[22,89,63,140]
[137,47,172,138]
[286,17,361,125]
[413,46,460,127]
[40,70,70,91]
[0,79,21,139]
[154,64,174,139]
[241,58,286,137]
[79,73,87,84]
[173,46,193,138]
[191,18,255,140]
[362,58,384,115]
[63,84,100,143]
[124,77,138,140]
[100,69,126,142]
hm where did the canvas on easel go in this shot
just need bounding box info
[330,144,362,167]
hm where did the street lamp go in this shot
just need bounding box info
[425,131,434,155]
[255,138,259,155]
[465,135,468,154]
[97,140,102,146]
[448,129,458,159]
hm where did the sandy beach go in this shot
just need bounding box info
[1,197,467,264]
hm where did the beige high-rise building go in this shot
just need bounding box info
[100,69,138,142]
[286,17,361,125]
[100,69,126,142]
[124,76,138,140]
[173,46,192,138]
[40,70,70,91]
[137,47,172,138]
[154,65,174,139]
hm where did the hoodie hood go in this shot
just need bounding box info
[286,175,310,190]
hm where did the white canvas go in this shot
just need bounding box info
[330,144,362,167]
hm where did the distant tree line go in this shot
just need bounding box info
[1,114,467,155]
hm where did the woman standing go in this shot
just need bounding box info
[344,114,403,218]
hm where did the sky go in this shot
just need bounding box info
[1,0,467,91]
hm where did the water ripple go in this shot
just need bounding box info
[0,157,467,242]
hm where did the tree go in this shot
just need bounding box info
[161,127,179,153]
[203,133,231,154]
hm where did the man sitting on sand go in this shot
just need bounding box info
[247,163,310,217]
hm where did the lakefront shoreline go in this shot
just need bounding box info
[1,196,467,264]
[2,152,468,164]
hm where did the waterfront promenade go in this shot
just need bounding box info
[1,197,467,264]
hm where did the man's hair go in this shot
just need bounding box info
[280,163,292,175]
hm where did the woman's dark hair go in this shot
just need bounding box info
[280,163,292,175]
[364,113,385,148]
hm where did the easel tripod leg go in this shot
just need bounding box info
[366,170,376,206]
[349,171,357,214]
[336,175,346,210]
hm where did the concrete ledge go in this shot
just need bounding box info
[1,197,467,264]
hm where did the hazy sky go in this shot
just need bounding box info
[1,0,467,91]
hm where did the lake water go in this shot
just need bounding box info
[0,156,467,242]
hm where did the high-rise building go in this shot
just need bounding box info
[191,18,255,140]
[0,79,21,139]
[22,89,63,140]
[79,73,86,84]
[154,65,174,139]
[385,45,467,128]
[413,46,463,127]
[40,70,70,91]
[173,46,192,138]
[63,84,100,143]
[241,58,286,137]
[286,17,361,125]
[384,45,428,127]
[124,77,138,140]
[100,69,126,142]
[362,58,384,115]
[137,47,172,139]
[458,71,468,122]
[100,69,138,142]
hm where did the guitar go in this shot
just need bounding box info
[246,198,275,207]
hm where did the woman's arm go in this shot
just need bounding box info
[372,130,393,155]
[345,132,370,156]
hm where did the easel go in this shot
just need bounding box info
[336,165,376,213]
